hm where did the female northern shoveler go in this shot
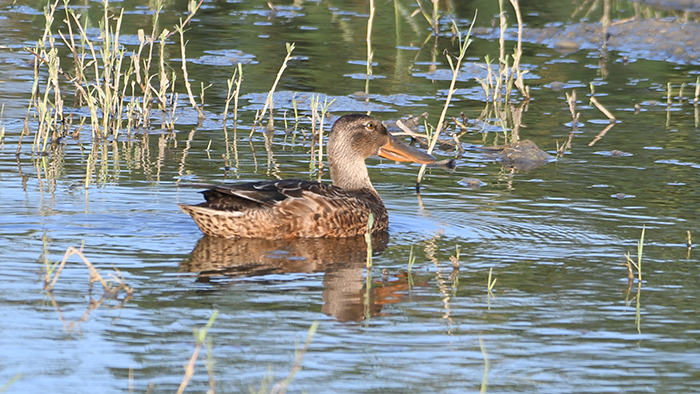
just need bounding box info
[179,114,435,239]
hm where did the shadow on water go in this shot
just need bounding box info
[180,233,419,322]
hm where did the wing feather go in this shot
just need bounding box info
[194,179,347,211]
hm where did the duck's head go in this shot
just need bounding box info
[327,114,436,191]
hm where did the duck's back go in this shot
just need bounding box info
[179,179,388,239]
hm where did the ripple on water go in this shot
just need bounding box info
[2,1,700,392]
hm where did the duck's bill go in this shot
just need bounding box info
[378,134,436,164]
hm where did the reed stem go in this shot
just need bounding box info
[416,16,475,186]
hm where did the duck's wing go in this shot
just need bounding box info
[195,179,344,211]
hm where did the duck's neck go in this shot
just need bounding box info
[328,141,376,193]
[329,155,377,193]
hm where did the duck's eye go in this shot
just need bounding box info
[366,122,375,130]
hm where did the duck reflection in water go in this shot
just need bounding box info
[180,233,421,322]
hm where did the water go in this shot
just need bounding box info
[2,0,700,392]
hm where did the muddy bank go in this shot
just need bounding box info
[636,0,700,13]
[474,17,700,65]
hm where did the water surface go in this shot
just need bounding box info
[1,0,700,393]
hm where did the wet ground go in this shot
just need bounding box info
[2,0,700,393]
[475,18,700,65]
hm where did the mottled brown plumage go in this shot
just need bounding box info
[179,114,435,239]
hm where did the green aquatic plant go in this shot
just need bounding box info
[251,42,296,137]
[479,335,490,394]
[364,213,375,322]
[223,63,244,168]
[475,54,495,102]
[589,83,616,121]
[316,95,336,171]
[487,267,497,311]
[177,310,219,394]
[22,0,206,154]
[18,0,220,195]
[407,245,416,290]
[414,0,441,36]
[365,213,375,269]
[270,321,319,394]
[41,243,133,333]
[291,93,301,134]
[587,83,616,146]
[0,103,5,150]
[365,0,376,95]
[476,0,528,105]
[471,0,530,153]
[44,245,133,297]
[27,0,64,153]
[487,267,497,295]
[251,322,320,394]
[176,19,206,120]
[0,373,23,393]
[624,225,645,283]
[623,225,645,334]
[417,16,475,186]
[507,0,528,100]
[556,90,578,157]
[41,233,61,290]
[223,63,244,129]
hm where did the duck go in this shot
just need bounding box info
[179,114,436,239]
